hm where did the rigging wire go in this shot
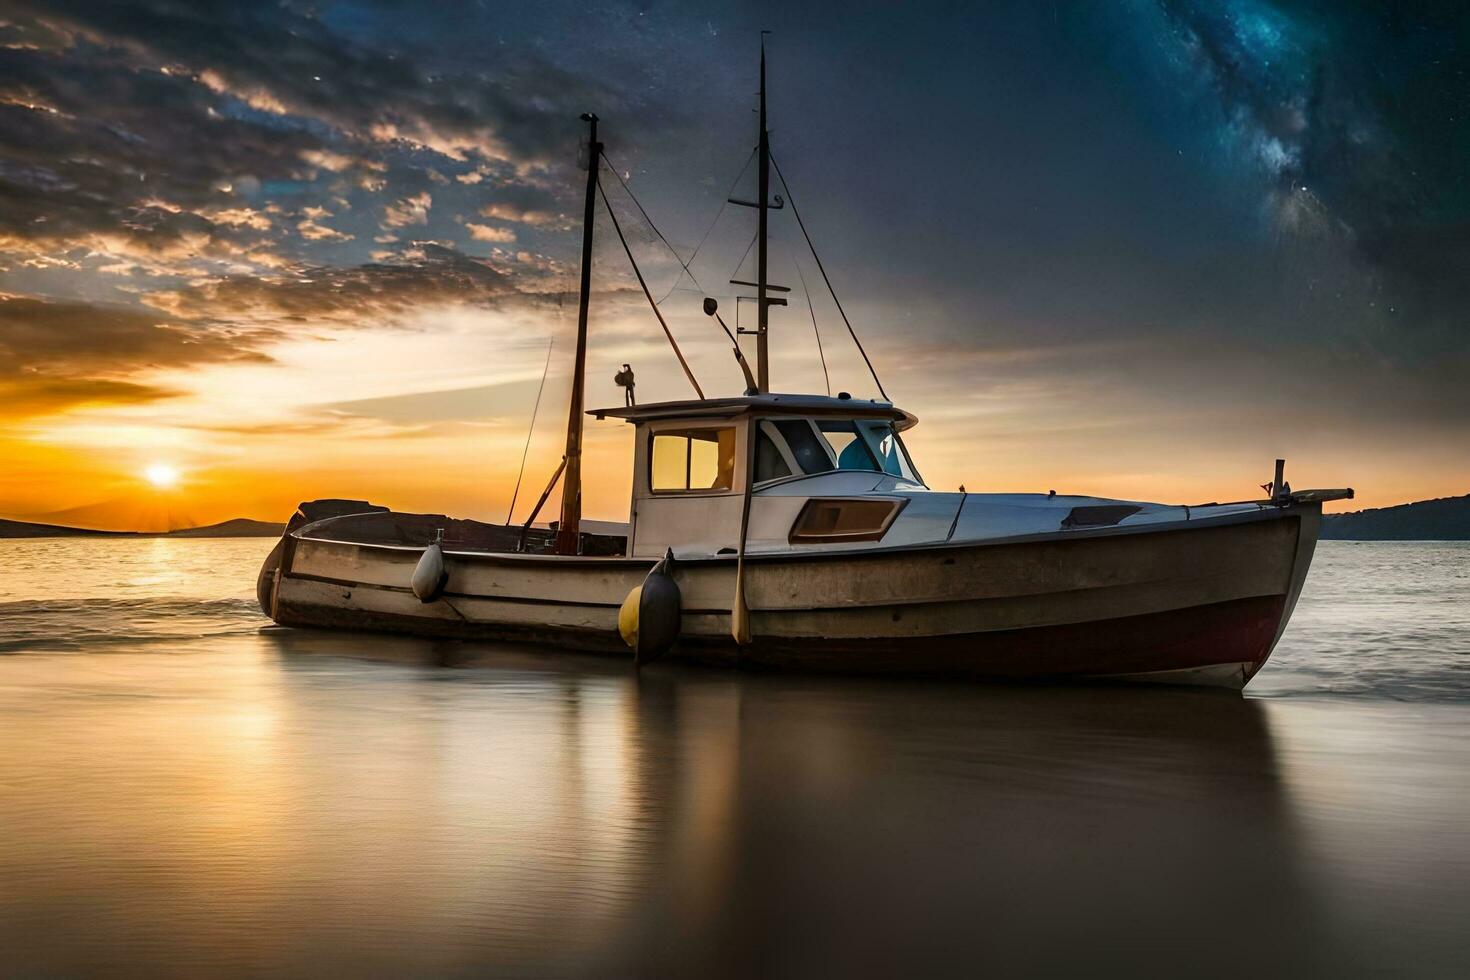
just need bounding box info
[506,337,555,525]
[600,151,705,295]
[770,151,890,402]
[598,147,758,305]
[730,231,758,285]
[597,178,706,398]
[600,150,751,367]
[678,146,757,289]
[789,243,832,396]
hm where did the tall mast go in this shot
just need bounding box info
[556,112,600,556]
[755,39,771,393]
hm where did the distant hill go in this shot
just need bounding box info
[27,499,157,528]
[0,517,285,539]
[1321,494,1470,541]
[0,518,132,538]
[166,518,286,538]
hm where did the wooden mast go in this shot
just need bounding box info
[556,112,601,556]
[755,39,771,393]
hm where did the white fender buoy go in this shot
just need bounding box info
[411,541,448,603]
[618,549,681,665]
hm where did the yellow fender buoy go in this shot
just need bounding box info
[619,549,681,665]
[618,585,643,649]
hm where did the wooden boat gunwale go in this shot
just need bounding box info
[287,498,1306,569]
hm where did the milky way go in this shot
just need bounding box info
[1147,0,1468,339]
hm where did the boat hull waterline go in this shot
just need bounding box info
[260,504,1320,690]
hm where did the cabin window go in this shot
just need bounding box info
[765,418,883,477]
[650,427,736,493]
[754,423,794,483]
[816,420,880,471]
[772,420,832,474]
[857,421,921,482]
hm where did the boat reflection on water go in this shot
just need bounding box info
[7,624,1444,976]
[249,630,1343,977]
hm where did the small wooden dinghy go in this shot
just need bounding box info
[257,49,1352,689]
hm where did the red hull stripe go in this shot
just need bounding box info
[732,595,1289,678]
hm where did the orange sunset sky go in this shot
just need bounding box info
[2,4,1466,531]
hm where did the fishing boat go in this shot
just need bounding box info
[257,48,1351,689]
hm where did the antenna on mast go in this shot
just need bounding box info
[755,32,772,393]
[726,35,787,393]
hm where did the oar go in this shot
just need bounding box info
[731,421,756,645]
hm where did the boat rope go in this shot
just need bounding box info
[518,455,567,552]
[770,151,890,402]
[601,150,751,365]
[789,242,832,396]
[730,231,758,286]
[506,336,554,525]
[641,146,756,305]
[600,151,706,297]
[597,180,706,398]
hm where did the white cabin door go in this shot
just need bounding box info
[630,423,745,558]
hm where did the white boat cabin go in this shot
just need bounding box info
[590,392,1241,559]
[592,393,925,558]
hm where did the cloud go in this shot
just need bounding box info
[0,35,325,261]
[0,293,275,417]
[324,378,544,426]
[297,218,353,242]
[0,295,268,373]
[195,67,288,115]
[465,222,516,243]
[299,148,359,173]
[142,243,529,323]
[0,376,180,418]
[8,0,640,169]
[0,0,666,301]
[382,191,432,228]
[206,208,272,231]
[480,201,563,227]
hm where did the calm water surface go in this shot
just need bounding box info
[1,539,1467,977]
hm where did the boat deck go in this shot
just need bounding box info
[295,509,629,557]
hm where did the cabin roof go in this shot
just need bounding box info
[590,393,917,430]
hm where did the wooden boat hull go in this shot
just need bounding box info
[263,503,1321,690]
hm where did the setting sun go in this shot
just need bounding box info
[144,463,180,489]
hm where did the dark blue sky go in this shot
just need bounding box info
[1,0,1466,515]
